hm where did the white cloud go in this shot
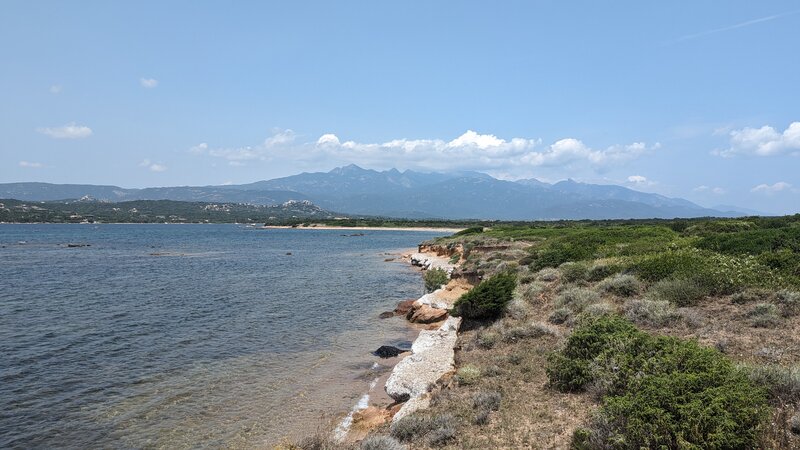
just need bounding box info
[37,123,93,139]
[717,121,800,157]
[139,159,167,172]
[693,185,726,194]
[751,181,792,194]
[140,78,159,88]
[190,129,658,177]
[49,85,62,94]
[627,175,647,184]
[18,161,43,168]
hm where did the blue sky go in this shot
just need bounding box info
[1,1,799,214]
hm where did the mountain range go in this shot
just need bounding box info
[1,165,754,220]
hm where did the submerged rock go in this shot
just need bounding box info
[378,311,395,319]
[374,345,405,358]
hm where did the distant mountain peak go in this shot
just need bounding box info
[328,164,368,174]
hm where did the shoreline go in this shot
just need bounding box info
[262,225,465,233]
[334,247,468,442]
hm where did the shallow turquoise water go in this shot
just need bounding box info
[0,224,446,448]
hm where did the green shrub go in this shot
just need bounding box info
[423,268,449,293]
[587,262,622,282]
[548,315,769,449]
[582,302,615,319]
[554,286,600,313]
[596,274,641,297]
[455,365,481,385]
[623,298,679,328]
[648,278,708,307]
[451,272,516,319]
[453,226,483,236]
[634,248,782,294]
[559,261,589,282]
[748,303,781,328]
[448,252,461,264]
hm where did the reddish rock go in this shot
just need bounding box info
[394,299,416,316]
[409,305,448,324]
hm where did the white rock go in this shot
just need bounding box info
[385,317,461,402]
[392,394,431,423]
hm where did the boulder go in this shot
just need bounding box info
[409,304,448,324]
[378,311,394,319]
[374,345,405,358]
[384,317,461,401]
[393,299,416,316]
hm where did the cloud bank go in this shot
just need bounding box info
[190,129,658,178]
[140,78,159,88]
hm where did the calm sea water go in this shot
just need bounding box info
[0,224,447,449]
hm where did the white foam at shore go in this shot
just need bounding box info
[332,378,378,441]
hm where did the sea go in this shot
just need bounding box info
[0,224,449,448]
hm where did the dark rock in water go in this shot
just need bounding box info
[374,345,404,358]
[378,311,394,319]
[66,243,90,248]
[394,299,416,316]
[285,252,292,255]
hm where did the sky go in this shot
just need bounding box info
[1,1,799,214]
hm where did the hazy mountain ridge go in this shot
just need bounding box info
[1,165,742,220]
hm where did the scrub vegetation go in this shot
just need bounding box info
[306,215,800,449]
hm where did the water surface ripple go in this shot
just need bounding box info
[0,224,444,448]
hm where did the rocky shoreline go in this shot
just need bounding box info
[336,246,471,441]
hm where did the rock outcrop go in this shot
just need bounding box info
[385,316,461,404]
[409,253,456,274]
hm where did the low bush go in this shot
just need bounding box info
[423,268,449,293]
[749,303,781,328]
[731,288,773,304]
[451,272,516,319]
[504,297,530,320]
[472,390,502,411]
[501,321,559,342]
[455,365,481,385]
[581,302,615,319]
[515,281,545,303]
[623,298,679,327]
[448,252,461,264]
[549,315,769,449]
[453,226,483,236]
[744,364,800,404]
[359,435,406,450]
[536,267,560,282]
[554,286,600,312]
[559,261,589,283]
[775,289,800,317]
[596,274,641,297]
[476,331,499,349]
[390,414,457,445]
[648,278,707,307]
[548,307,571,325]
